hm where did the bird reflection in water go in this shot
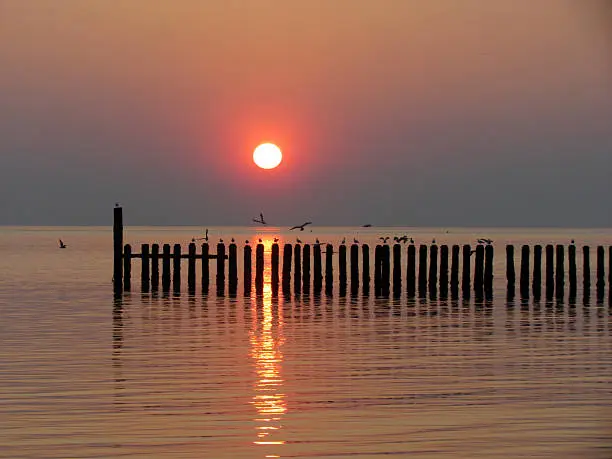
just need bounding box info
[249,236,286,455]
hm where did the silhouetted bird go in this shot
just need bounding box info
[273,237,279,243]
[296,238,302,244]
[353,238,359,244]
[253,212,267,225]
[231,238,235,243]
[341,237,346,244]
[379,236,390,243]
[315,238,321,244]
[290,221,312,231]
[570,239,575,244]
[114,202,120,208]
[258,238,263,243]
[219,238,223,243]
[245,239,249,244]
[59,239,67,249]
[432,239,436,244]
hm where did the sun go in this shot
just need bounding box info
[253,143,282,169]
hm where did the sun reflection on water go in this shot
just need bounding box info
[249,236,286,455]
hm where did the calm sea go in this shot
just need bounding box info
[1,226,611,459]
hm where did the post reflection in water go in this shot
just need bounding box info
[249,237,286,456]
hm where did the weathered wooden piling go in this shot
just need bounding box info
[374,245,382,295]
[151,243,159,290]
[113,206,123,292]
[313,244,322,293]
[381,244,390,297]
[439,245,449,296]
[271,244,279,287]
[474,245,484,294]
[201,243,209,292]
[303,244,311,293]
[596,246,605,298]
[244,245,252,295]
[450,245,459,298]
[555,245,564,299]
[188,243,196,293]
[362,244,370,294]
[583,246,591,292]
[228,243,237,295]
[173,244,181,293]
[568,244,576,298]
[519,245,529,299]
[484,245,494,295]
[325,244,333,295]
[533,245,542,299]
[282,244,292,292]
[141,243,150,292]
[350,244,359,293]
[161,244,171,291]
[294,244,302,294]
[545,244,554,300]
[418,245,428,295]
[256,244,264,293]
[407,244,416,297]
[428,244,438,296]
[216,242,225,294]
[339,244,347,293]
[462,245,471,298]
[123,244,131,290]
[393,244,402,296]
[506,245,515,295]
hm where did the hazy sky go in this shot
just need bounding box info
[1,1,611,227]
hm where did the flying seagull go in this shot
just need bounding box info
[59,239,67,249]
[362,224,372,227]
[253,213,267,225]
[289,221,312,231]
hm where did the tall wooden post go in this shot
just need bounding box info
[393,244,402,297]
[313,244,322,294]
[201,243,209,293]
[188,242,196,293]
[484,245,493,297]
[555,245,564,299]
[506,245,515,297]
[407,244,416,298]
[338,244,347,295]
[428,244,438,296]
[362,244,370,295]
[141,243,150,293]
[350,244,359,295]
[596,246,605,301]
[303,244,311,294]
[162,244,171,292]
[418,245,427,296]
[216,242,225,295]
[282,244,292,294]
[244,244,252,295]
[583,246,591,296]
[520,245,529,300]
[256,244,264,294]
[439,245,449,297]
[325,244,333,296]
[374,245,382,296]
[545,244,554,300]
[462,245,471,299]
[568,243,576,299]
[123,244,131,291]
[294,244,302,294]
[172,244,181,294]
[450,244,459,299]
[381,244,390,297]
[533,245,542,300]
[113,206,123,293]
[474,245,484,295]
[228,243,237,296]
[151,243,159,291]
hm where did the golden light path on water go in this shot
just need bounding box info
[249,236,286,458]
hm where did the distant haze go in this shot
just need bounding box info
[0,1,610,227]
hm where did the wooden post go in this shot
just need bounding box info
[362,244,370,295]
[313,244,322,294]
[506,245,515,296]
[188,243,196,293]
[173,244,181,293]
[339,244,347,294]
[271,243,279,288]
[256,243,264,294]
[519,245,529,299]
[583,246,591,295]
[282,244,292,294]
[555,245,564,299]
[303,244,311,294]
[201,243,209,293]
[374,245,382,296]
[151,243,159,291]
[162,244,171,292]
[393,244,402,297]
[244,244,252,295]
[462,245,471,299]
[141,243,150,292]
[533,245,542,299]
[545,244,554,300]
[216,242,225,295]
[596,245,605,300]
[568,243,576,299]
[381,244,390,297]
[428,244,438,296]
[474,245,484,294]
[407,244,416,298]
[325,244,333,295]
[123,244,131,291]
[439,245,449,297]
[418,245,427,295]
[484,245,493,297]
[350,244,359,294]
[294,244,302,294]
[113,206,123,293]
[228,243,237,296]
[450,245,459,299]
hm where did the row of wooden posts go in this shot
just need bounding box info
[113,208,610,300]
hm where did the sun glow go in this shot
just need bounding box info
[253,143,282,169]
